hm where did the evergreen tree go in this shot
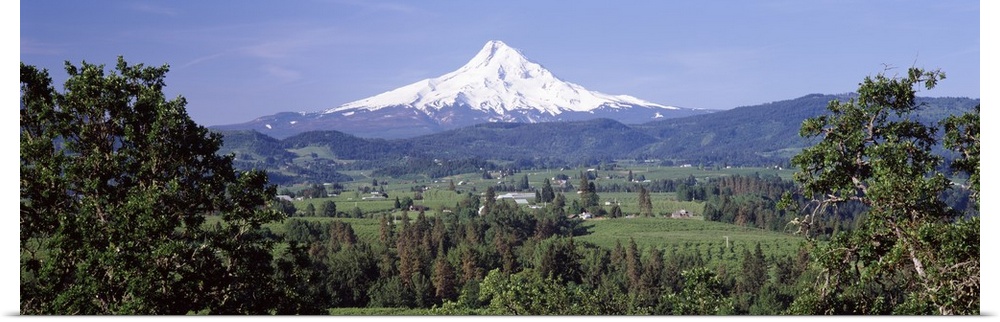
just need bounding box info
[541,178,556,203]
[553,193,566,209]
[638,186,653,217]
[625,239,642,290]
[322,200,337,217]
[482,186,497,214]
[432,247,458,301]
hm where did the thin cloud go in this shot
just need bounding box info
[178,52,229,69]
[20,38,65,56]
[261,65,302,83]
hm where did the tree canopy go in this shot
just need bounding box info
[785,67,979,314]
[20,58,285,314]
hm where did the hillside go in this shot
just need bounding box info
[404,118,661,161]
[217,94,979,182]
[633,94,979,165]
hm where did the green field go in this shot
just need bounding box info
[574,217,804,260]
[264,165,808,262]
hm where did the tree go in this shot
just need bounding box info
[664,267,733,315]
[482,186,497,214]
[609,204,623,219]
[518,174,530,191]
[638,246,664,301]
[942,105,980,203]
[577,172,596,207]
[625,239,642,290]
[540,179,555,203]
[274,198,298,217]
[538,237,583,284]
[20,58,284,314]
[350,206,364,219]
[304,203,316,217]
[638,186,653,217]
[432,249,458,301]
[474,269,599,315]
[321,200,337,217]
[735,243,767,295]
[271,241,329,314]
[786,67,979,315]
[400,196,414,210]
[552,193,566,209]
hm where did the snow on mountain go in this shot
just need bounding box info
[326,40,679,116]
[215,40,708,139]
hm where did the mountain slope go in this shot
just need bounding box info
[213,40,707,139]
[633,94,980,165]
[404,118,661,161]
[218,94,979,181]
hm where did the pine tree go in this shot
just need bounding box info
[541,178,555,203]
[432,247,457,301]
[322,200,337,217]
[626,239,642,290]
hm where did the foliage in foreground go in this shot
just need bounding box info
[20,58,286,314]
[784,67,979,315]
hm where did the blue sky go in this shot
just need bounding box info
[20,0,981,126]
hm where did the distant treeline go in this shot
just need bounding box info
[217,95,978,185]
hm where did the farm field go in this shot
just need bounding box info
[282,165,795,218]
[574,217,805,260]
[267,165,807,260]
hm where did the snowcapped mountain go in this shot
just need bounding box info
[215,40,708,139]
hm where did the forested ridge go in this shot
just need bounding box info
[216,94,978,184]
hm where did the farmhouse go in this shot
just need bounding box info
[496,192,535,205]
[671,209,693,218]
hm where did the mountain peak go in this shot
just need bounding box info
[465,40,523,67]
[483,40,512,52]
[320,40,705,128]
[217,41,711,139]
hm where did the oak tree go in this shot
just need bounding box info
[786,67,979,314]
[20,58,285,314]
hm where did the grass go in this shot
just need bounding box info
[267,217,383,244]
[574,217,805,260]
